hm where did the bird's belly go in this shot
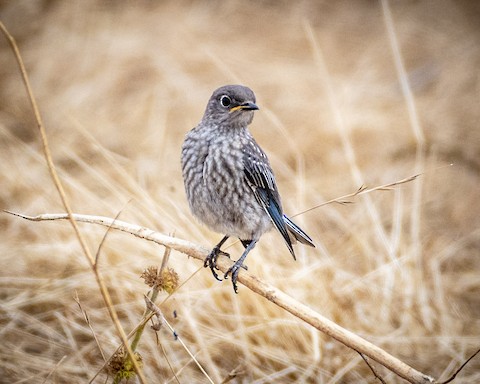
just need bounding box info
[190,172,272,240]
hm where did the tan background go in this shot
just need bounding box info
[1,1,479,383]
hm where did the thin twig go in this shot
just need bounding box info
[0,21,146,384]
[359,352,387,384]
[95,200,131,266]
[74,291,107,362]
[292,164,452,218]
[160,231,175,272]
[437,347,480,384]
[145,295,215,384]
[159,339,181,384]
[292,173,420,217]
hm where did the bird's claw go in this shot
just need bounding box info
[204,247,229,281]
[224,261,247,293]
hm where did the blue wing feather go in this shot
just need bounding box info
[243,139,296,258]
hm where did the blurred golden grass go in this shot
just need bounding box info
[1,1,479,383]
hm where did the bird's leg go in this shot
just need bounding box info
[239,239,254,270]
[225,239,257,293]
[205,235,230,281]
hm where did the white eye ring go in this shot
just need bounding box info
[220,95,232,107]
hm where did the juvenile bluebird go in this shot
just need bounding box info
[181,85,315,293]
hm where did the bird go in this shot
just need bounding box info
[181,85,315,293]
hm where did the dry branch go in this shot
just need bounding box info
[6,210,435,384]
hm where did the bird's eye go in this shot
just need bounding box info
[220,95,231,107]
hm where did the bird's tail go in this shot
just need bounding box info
[283,215,316,248]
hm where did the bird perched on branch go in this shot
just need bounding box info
[181,85,315,293]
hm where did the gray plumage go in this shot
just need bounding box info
[181,85,315,292]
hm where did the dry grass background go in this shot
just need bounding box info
[1,1,479,383]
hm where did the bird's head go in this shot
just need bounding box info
[203,85,259,127]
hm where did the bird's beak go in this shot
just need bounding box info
[230,102,259,113]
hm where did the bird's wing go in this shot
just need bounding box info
[243,139,295,258]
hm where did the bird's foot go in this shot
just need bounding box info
[224,261,248,293]
[204,246,229,281]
